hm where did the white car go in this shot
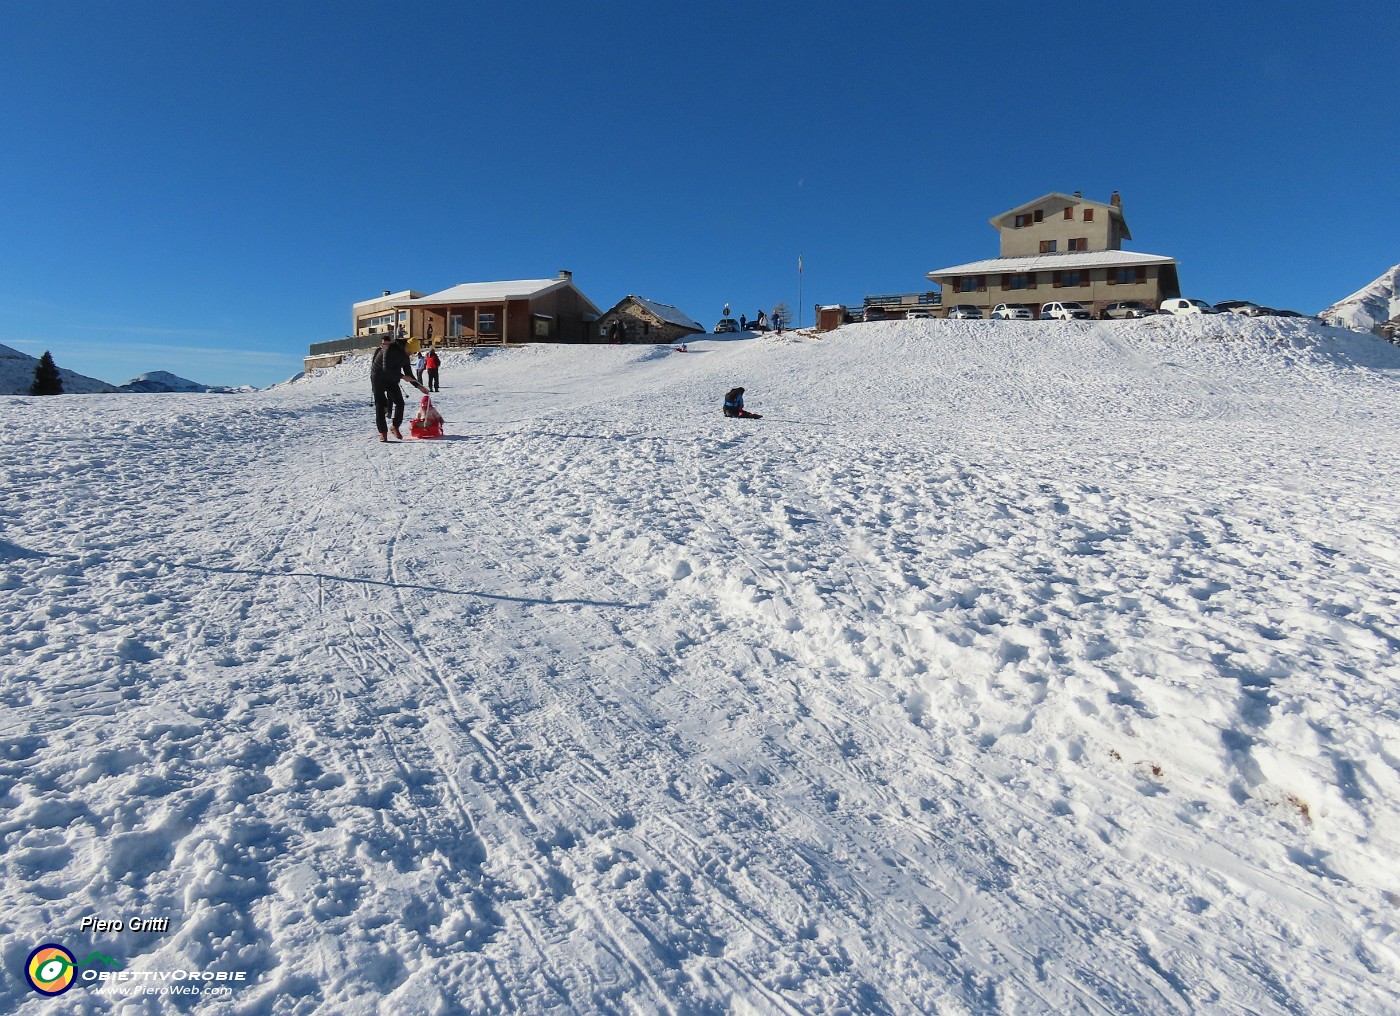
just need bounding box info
[1159,298,1219,316]
[1040,301,1092,321]
[991,303,1033,320]
[906,309,934,319]
[946,305,983,320]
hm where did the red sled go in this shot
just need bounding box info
[410,394,445,438]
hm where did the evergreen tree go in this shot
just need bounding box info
[30,351,64,396]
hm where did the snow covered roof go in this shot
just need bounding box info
[352,289,422,310]
[399,279,569,306]
[927,249,1176,280]
[624,296,704,332]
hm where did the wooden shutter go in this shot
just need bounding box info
[1081,272,1091,288]
[1002,274,1012,290]
[1107,269,1117,286]
[1136,266,1147,284]
[977,276,987,293]
[1084,207,1094,222]
[1064,207,1073,220]
[1027,273,1038,290]
[1053,271,1062,288]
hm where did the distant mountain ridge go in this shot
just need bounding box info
[0,343,118,395]
[0,345,252,395]
[1322,262,1400,335]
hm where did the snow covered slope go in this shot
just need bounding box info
[1322,262,1400,333]
[2,317,1399,1013]
[0,343,118,395]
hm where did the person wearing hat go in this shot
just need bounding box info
[371,333,425,441]
[722,386,761,419]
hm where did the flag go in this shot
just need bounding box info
[798,253,803,275]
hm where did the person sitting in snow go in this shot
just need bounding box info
[371,334,425,442]
[722,387,761,419]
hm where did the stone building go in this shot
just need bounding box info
[596,296,705,344]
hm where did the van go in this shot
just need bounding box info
[1159,298,1218,316]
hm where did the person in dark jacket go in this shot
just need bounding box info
[722,387,761,418]
[371,335,425,441]
[424,347,441,392]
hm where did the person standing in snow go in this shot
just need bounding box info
[414,349,427,386]
[371,335,425,442]
[722,387,761,419]
[424,347,441,392]
[426,319,435,345]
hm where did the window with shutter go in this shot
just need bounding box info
[1064,207,1073,220]
[1034,209,1043,222]
[1084,208,1094,222]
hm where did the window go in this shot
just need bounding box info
[1068,237,1088,252]
[1112,266,1147,285]
[1014,213,1033,228]
[1034,209,1043,222]
[1003,273,1033,290]
[479,312,497,333]
[1054,270,1087,288]
[533,317,552,338]
[1084,207,1094,222]
[1039,240,1058,254]
[956,275,985,293]
[1064,207,1074,220]
[448,314,463,337]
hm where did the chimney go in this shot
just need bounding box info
[557,269,573,282]
[382,290,391,297]
[1073,190,1082,198]
[1110,191,1121,208]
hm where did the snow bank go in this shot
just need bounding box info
[2,317,1398,1013]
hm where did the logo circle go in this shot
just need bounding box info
[26,944,76,996]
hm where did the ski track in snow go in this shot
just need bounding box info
[2,317,1399,1014]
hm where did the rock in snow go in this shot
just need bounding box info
[1,316,1398,1014]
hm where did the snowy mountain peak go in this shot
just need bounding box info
[1321,261,1400,333]
[121,370,213,393]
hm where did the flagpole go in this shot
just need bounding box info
[798,253,804,328]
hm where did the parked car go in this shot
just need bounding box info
[1159,298,1219,316]
[714,318,739,333]
[1215,301,1267,317]
[946,305,984,319]
[1040,301,1093,321]
[906,308,934,319]
[864,305,889,321]
[1101,301,1153,319]
[991,303,1034,320]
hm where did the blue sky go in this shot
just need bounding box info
[3,1,1396,387]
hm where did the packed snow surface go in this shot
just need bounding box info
[3,317,1400,1014]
